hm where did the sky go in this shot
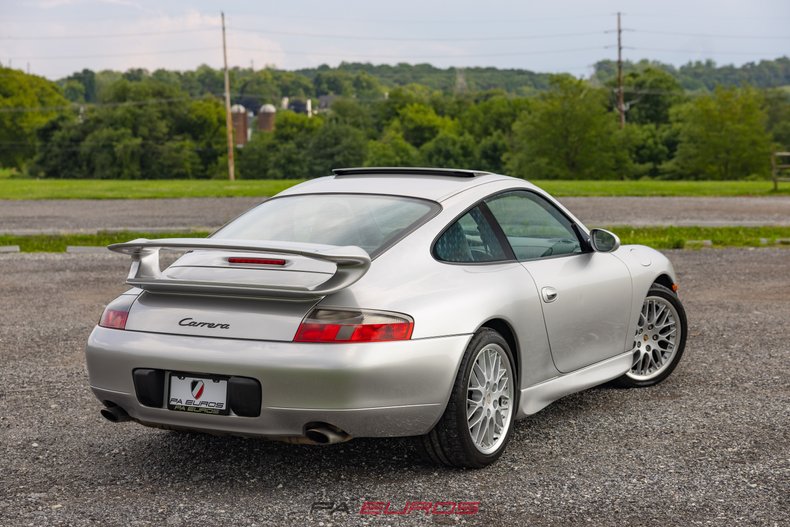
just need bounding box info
[0,0,788,80]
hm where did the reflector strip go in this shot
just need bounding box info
[227,257,287,266]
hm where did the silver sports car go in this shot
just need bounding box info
[86,167,687,468]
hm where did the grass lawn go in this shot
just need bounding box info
[0,231,211,252]
[0,178,788,200]
[2,227,788,252]
[609,225,790,249]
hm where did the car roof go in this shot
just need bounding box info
[276,167,531,202]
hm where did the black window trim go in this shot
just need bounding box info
[431,187,591,266]
[431,202,516,266]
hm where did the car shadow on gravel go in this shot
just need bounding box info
[88,385,630,484]
[97,427,429,485]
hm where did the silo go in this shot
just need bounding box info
[231,104,247,147]
[257,104,276,132]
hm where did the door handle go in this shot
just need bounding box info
[541,286,558,303]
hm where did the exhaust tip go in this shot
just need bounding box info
[304,423,351,445]
[100,404,130,423]
[304,429,331,444]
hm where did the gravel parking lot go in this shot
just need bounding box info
[0,249,788,526]
[1,195,789,234]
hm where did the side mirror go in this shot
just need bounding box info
[589,229,620,253]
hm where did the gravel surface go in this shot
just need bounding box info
[559,196,790,227]
[0,249,788,526]
[1,196,789,234]
[0,198,263,235]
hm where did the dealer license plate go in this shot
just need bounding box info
[168,374,229,415]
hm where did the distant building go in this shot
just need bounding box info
[231,104,248,147]
[257,104,276,132]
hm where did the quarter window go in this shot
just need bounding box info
[434,206,508,263]
[486,191,582,260]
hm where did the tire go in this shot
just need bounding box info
[416,328,517,468]
[612,283,687,388]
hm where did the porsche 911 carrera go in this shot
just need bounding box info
[86,167,687,468]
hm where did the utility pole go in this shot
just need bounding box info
[616,11,625,129]
[221,12,235,181]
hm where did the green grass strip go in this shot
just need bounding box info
[611,226,790,249]
[0,231,211,253]
[1,179,788,200]
[0,180,305,200]
[1,227,789,252]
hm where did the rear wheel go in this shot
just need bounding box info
[417,329,516,468]
[613,283,687,388]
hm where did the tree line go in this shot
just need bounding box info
[1,58,788,181]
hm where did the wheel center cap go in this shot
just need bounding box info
[485,393,492,406]
[643,334,649,342]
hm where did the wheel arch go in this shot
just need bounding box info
[653,273,675,291]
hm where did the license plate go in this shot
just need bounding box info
[168,374,229,415]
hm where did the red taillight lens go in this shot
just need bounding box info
[99,309,129,330]
[227,257,286,266]
[294,309,414,343]
[98,295,136,330]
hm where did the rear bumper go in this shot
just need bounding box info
[85,327,470,438]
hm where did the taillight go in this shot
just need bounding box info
[227,257,286,266]
[98,295,136,330]
[100,309,128,330]
[294,309,414,343]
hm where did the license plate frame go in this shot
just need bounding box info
[167,373,229,415]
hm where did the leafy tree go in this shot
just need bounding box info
[420,132,478,168]
[459,93,531,139]
[313,70,354,96]
[308,122,367,174]
[622,67,685,125]
[0,68,69,169]
[507,75,624,179]
[364,130,420,167]
[763,88,790,150]
[623,124,676,178]
[397,103,457,147]
[237,111,323,179]
[326,98,375,136]
[478,131,509,173]
[59,69,97,102]
[668,87,773,179]
[32,77,225,179]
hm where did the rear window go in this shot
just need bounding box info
[213,193,439,257]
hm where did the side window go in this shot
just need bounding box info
[434,206,508,263]
[486,191,582,261]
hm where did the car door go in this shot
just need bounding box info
[485,190,633,373]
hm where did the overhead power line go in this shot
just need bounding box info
[230,46,607,60]
[632,47,786,56]
[230,27,609,42]
[9,48,219,60]
[8,45,608,62]
[632,29,790,40]
[0,28,217,41]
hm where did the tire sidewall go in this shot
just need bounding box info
[453,330,518,466]
[626,284,688,387]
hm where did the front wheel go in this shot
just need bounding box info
[613,283,687,388]
[417,329,517,468]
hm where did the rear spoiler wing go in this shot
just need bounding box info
[108,238,371,299]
